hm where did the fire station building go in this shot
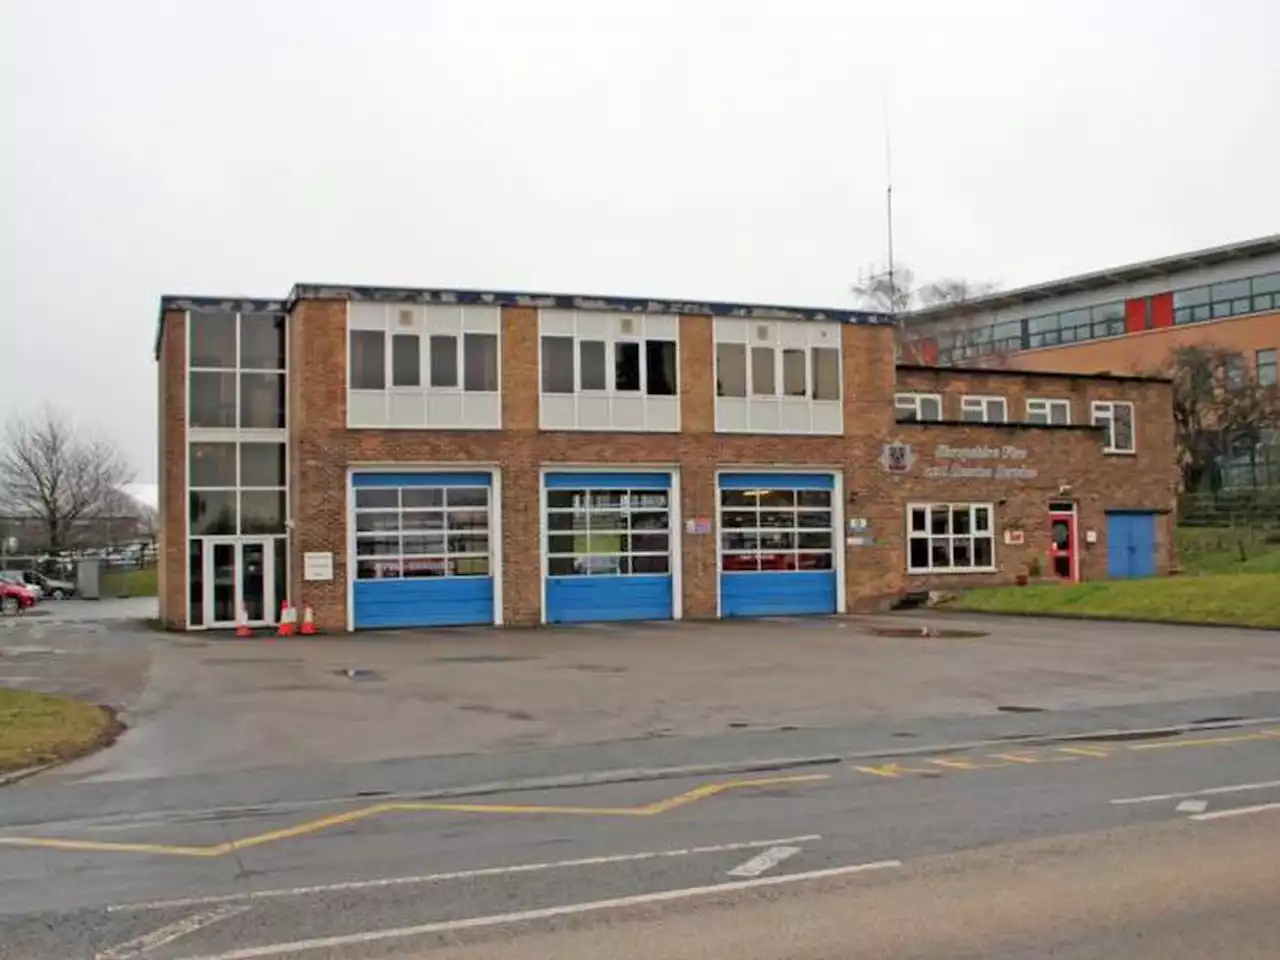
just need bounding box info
[154,285,1178,631]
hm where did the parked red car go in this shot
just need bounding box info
[0,581,36,615]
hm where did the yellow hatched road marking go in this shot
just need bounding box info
[0,774,830,859]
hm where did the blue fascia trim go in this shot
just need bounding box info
[353,471,493,488]
[545,472,671,489]
[718,472,835,490]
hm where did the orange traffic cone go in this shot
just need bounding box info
[277,600,295,637]
[300,607,316,636]
[235,604,253,638]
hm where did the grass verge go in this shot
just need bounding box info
[0,688,121,775]
[100,566,158,598]
[949,573,1280,629]
[1177,527,1280,575]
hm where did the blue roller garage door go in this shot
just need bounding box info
[1106,511,1157,579]
[544,472,674,624]
[719,473,837,617]
[352,472,495,628]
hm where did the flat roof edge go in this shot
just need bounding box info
[895,363,1173,384]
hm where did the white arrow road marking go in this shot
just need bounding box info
[97,904,250,959]
[1111,779,1280,805]
[1190,801,1280,822]
[726,845,801,878]
[168,861,902,960]
[1176,799,1208,814]
[110,835,823,912]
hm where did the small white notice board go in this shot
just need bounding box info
[303,551,334,582]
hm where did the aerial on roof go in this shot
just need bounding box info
[905,232,1280,322]
[155,285,892,357]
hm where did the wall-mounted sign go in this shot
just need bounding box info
[879,442,916,474]
[1004,529,1026,545]
[846,535,876,547]
[848,517,869,532]
[303,551,334,581]
[685,518,712,535]
[923,444,1038,481]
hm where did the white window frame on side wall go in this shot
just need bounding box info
[1025,397,1072,425]
[346,303,502,430]
[537,311,681,432]
[713,318,843,435]
[960,395,1008,424]
[895,393,944,422]
[905,503,997,574]
[1091,400,1137,454]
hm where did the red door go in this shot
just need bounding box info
[1048,512,1078,581]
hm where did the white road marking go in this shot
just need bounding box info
[1110,779,1280,805]
[1175,799,1208,814]
[171,860,902,960]
[725,845,801,878]
[1189,801,1280,822]
[97,905,250,959]
[110,835,823,912]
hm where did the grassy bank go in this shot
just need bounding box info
[951,573,1280,629]
[1177,527,1280,575]
[0,688,118,774]
[100,566,157,598]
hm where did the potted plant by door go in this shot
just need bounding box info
[1016,557,1042,587]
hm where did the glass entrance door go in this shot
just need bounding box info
[201,539,276,627]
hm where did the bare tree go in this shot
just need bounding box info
[852,264,998,363]
[1161,346,1280,492]
[0,409,133,553]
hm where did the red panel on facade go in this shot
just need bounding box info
[904,337,939,364]
[1150,291,1174,329]
[1124,298,1147,334]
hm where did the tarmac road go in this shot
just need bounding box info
[1,693,1279,959]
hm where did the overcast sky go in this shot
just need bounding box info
[3,0,1278,483]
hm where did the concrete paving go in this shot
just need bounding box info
[2,610,1277,782]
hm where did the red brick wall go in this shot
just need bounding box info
[161,296,1179,631]
[157,310,187,628]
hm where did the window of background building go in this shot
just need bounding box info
[895,393,943,422]
[1225,354,1246,391]
[1257,348,1278,387]
[960,395,1008,423]
[907,503,995,573]
[1026,398,1071,425]
[1092,400,1136,453]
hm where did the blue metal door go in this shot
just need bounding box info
[719,473,837,617]
[1106,512,1156,579]
[544,473,674,624]
[351,472,495,628]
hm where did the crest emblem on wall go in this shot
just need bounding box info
[879,442,915,474]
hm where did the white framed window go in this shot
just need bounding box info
[960,395,1008,423]
[353,484,491,580]
[545,487,671,576]
[188,311,287,431]
[347,303,501,429]
[907,503,996,573]
[714,318,842,434]
[1091,400,1136,454]
[1025,398,1071,425]
[895,393,943,422]
[538,311,680,431]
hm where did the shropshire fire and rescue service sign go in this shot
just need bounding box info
[880,442,1038,480]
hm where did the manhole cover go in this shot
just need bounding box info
[335,668,382,681]
[863,626,988,639]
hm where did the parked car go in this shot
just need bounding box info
[0,581,36,615]
[22,570,75,599]
[0,571,40,602]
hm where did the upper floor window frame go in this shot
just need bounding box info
[1257,348,1278,388]
[1091,400,1136,454]
[347,303,501,430]
[537,310,680,432]
[895,392,943,422]
[188,311,287,432]
[1025,397,1071,425]
[960,394,1008,424]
